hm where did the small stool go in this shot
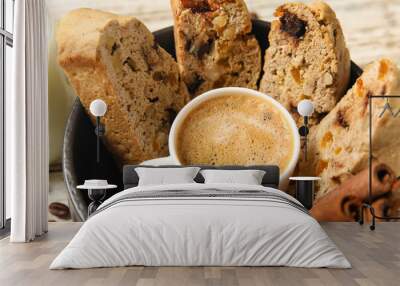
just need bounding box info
[77,180,117,216]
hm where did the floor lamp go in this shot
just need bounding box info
[89,99,107,164]
[297,99,314,161]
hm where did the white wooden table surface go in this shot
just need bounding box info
[46,0,400,68]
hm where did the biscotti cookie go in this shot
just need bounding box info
[171,0,261,97]
[260,0,350,126]
[57,8,189,165]
[300,59,400,198]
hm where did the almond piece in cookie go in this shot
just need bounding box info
[171,0,261,97]
[57,8,189,165]
[260,0,350,127]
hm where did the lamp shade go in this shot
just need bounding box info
[297,100,314,117]
[89,99,107,117]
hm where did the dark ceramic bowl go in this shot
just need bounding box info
[63,19,363,221]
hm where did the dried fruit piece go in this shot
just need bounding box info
[110,42,119,55]
[380,85,387,96]
[197,38,214,59]
[148,97,159,103]
[187,74,205,94]
[187,33,214,59]
[184,38,193,52]
[320,131,333,148]
[345,146,353,153]
[300,94,311,100]
[291,67,302,84]
[181,0,212,13]
[213,76,227,88]
[355,78,365,97]
[123,57,138,72]
[316,160,328,175]
[153,71,167,81]
[167,73,178,86]
[279,11,307,38]
[336,109,349,128]
[331,175,341,184]
[378,59,389,80]
[334,147,342,155]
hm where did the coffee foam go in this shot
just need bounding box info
[175,94,295,170]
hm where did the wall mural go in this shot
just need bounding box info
[46,0,400,222]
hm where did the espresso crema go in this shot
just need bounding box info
[175,94,295,171]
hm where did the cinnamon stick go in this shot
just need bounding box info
[363,178,400,221]
[310,162,395,221]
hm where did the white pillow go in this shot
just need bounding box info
[200,169,266,185]
[135,167,200,186]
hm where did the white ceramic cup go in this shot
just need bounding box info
[159,87,300,190]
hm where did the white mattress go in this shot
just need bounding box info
[50,183,350,269]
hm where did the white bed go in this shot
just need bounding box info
[50,183,350,269]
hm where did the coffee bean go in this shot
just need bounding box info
[49,202,71,220]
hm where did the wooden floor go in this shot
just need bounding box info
[0,223,399,286]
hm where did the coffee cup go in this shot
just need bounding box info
[165,87,300,190]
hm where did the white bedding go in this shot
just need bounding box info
[50,183,350,269]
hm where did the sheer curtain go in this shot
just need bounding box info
[7,0,49,242]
